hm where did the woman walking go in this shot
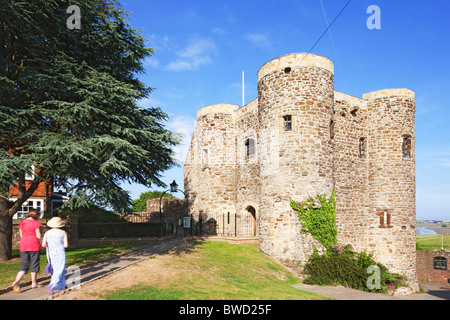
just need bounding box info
[42,217,68,295]
[11,209,43,293]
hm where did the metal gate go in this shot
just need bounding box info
[193,212,256,237]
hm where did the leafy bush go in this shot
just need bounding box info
[59,203,126,223]
[131,190,174,212]
[303,245,408,293]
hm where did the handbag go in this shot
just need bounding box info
[45,247,53,275]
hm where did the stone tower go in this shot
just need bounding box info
[365,89,417,285]
[184,53,418,290]
[257,53,335,261]
[184,104,238,226]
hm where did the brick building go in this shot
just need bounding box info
[184,53,418,290]
[8,166,68,219]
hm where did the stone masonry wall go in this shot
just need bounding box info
[334,92,369,254]
[234,99,260,236]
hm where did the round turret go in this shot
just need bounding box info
[185,104,239,226]
[257,53,335,261]
[364,88,417,289]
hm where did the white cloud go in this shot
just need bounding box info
[143,57,160,69]
[166,115,196,162]
[137,97,164,108]
[244,32,270,48]
[166,37,217,72]
[212,27,226,35]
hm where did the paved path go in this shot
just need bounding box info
[293,282,450,300]
[0,237,183,300]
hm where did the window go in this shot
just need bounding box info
[433,257,447,270]
[330,120,335,139]
[403,135,412,160]
[283,115,292,132]
[10,199,43,219]
[25,165,35,181]
[202,149,209,167]
[377,209,393,228]
[245,138,255,158]
[284,67,291,74]
[359,138,367,160]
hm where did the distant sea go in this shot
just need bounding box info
[416,226,437,235]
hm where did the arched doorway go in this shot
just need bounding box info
[246,206,257,236]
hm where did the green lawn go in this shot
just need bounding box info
[416,234,450,251]
[0,243,152,289]
[104,241,329,300]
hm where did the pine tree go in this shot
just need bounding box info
[0,0,179,260]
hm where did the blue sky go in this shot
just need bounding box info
[118,0,450,220]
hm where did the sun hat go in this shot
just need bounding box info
[47,217,66,228]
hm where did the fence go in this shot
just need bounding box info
[192,212,257,237]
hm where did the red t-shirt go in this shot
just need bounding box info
[19,218,42,252]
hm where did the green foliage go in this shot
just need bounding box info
[303,244,408,293]
[0,0,179,216]
[130,190,174,212]
[290,190,337,248]
[59,203,124,223]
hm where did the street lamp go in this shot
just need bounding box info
[170,180,178,193]
[159,180,189,235]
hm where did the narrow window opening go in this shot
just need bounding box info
[245,138,255,158]
[402,135,412,160]
[359,138,367,160]
[330,119,335,139]
[202,149,209,167]
[283,115,292,132]
[377,209,393,228]
[284,67,291,74]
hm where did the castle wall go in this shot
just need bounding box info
[333,92,370,252]
[257,53,335,262]
[234,99,260,236]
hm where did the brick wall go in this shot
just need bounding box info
[416,250,450,286]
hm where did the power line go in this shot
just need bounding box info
[300,0,352,65]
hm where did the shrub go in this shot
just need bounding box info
[303,245,408,293]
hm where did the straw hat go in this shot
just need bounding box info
[47,217,66,228]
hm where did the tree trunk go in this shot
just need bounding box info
[0,212,13,261]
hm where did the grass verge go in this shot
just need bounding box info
[103,241,329,300]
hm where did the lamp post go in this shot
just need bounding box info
[159,180,189,236]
